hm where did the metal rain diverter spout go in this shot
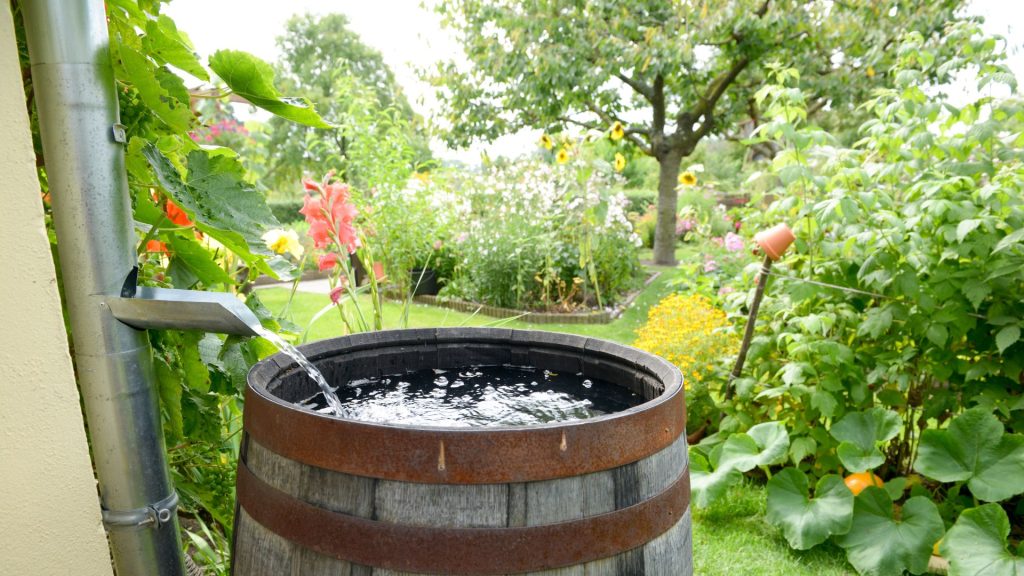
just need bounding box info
[22,1,259,574]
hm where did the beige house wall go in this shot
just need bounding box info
[0,4,115,575]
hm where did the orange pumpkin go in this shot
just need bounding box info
[844,472,884,495]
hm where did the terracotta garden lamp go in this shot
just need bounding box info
[726,222,794,400]
[754,223,795,261]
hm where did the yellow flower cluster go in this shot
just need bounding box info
[634,293,738,388]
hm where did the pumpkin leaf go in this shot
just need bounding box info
[941,504,1024,576]
[209,50,333,128]
[717,421,791,472]
[834,488,944,576]
[689,449,742,509]
[914,407,1024,502]
[830,408,901,472]
[766,468,854,550]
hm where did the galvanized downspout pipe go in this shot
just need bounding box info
[21,1,185,574]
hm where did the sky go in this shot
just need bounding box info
[165,0,1024,164]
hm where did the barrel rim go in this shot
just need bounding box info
[244,327,686,483]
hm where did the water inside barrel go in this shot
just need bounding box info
[297,364,643,427]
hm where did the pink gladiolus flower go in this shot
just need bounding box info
[724,232,744,253]
[307,219,331,249]
[330,196,358,225]
[299,195,324,224]
[318,253,339,271]
[335,221,360,254]
[302,177,321,192]
[329,285,344,305]
[329,275,350,305]
[703,259,719,273]
[298,174,360,254]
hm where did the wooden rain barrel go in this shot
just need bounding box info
[233,328,692,575]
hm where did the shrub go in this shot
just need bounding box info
[624,188,657,214]
[689,30,1024,576]
[631,207,657,248]
[431,156,642,310]
[268,199,305,224]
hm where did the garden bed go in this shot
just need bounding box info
[410,272,660,324]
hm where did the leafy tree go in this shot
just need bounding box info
[266,13,431,192]
[431,0,963,264]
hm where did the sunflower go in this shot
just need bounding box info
[555,148,570,164]
[539,133,554,150]
[610,121,625,141]
[678,171,697,186]
[614,152,626,172]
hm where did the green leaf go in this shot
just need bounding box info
[766,469,853,550]
[142,16,209,80]
[789,436,817,466]
[882,477,907,501]
[166,235,233,286]
[957,219,981,242]
[117,45,194,133]
[179,331,211,394]
[834,488,944,576]
[143,144,287,278]
[690,449,742,509]
[942,504,1024,576]
[996,325,1020,354]
[830,408,901,472]
[836,442,886,473]
[182,388,222,444]
[717,422,790,472]
[962,279,991,311]
[153,350,183,442]
[927,323,949,347]
[993,228,1024,254]
[811,390,838,418]
[209,50,332,128]
[914,407,1024,502]
[859,307,893,338]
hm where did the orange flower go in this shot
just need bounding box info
[165,200,192,226]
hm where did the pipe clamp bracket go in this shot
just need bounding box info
[111,123,127,144]
[102,491,178,530]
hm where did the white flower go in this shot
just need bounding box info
[261,229,303,259]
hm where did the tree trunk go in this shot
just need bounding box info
[653,150,683,265]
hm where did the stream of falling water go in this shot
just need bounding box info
[253,326,346,416]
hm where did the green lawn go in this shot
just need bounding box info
[256,266,854,576]
[257,268,678,345]
[693,482,853,576]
